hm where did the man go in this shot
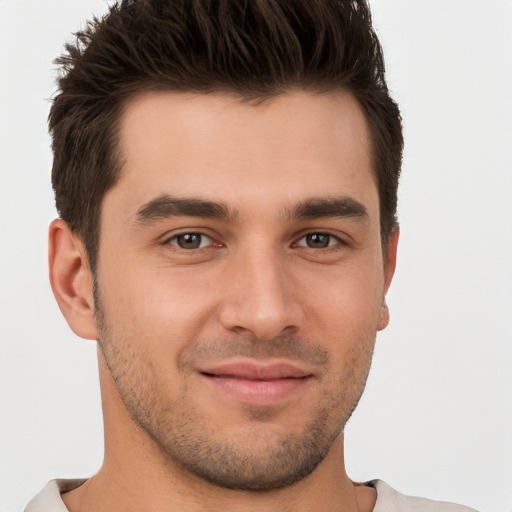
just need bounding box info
[25,1,477,511]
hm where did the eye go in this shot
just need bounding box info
[296,233,341,249]
[167,232,213,250]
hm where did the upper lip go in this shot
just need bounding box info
[199,361,313,380]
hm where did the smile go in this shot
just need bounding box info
[199,361,314,405]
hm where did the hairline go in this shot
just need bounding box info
[83,85,392,272]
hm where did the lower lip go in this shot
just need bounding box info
[201,374,312,405]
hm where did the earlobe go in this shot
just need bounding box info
[48,219,98,340]
[377,302,390,331]
[377,226,399,332]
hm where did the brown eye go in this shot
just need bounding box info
[296,233,341,249]
[169,233,212,249]
[304,233,331,248]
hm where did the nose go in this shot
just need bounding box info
[218,246,303,341]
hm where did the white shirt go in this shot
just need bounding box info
[24,478,479,511]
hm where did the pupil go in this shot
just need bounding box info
[178,233,201,249]
[307,233,330,248]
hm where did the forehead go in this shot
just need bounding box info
[110,90,377,220]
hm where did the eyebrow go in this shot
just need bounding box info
[132,194,368,226]
[133,194,237,225]
[287,197,369,221]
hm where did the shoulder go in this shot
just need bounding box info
[24,479,86,512]
[370,480,479,512]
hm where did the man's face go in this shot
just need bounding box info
[94,90,396,490]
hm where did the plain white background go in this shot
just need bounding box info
[0,1,511,511]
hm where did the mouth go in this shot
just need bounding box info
[198,361,314,405]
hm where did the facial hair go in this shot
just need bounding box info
[95,295,375,491]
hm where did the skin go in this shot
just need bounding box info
[49,90,398,512]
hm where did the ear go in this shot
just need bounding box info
[48,218,98,340]
[377,226,399,331]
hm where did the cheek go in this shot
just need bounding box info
[297,261,383,376]
[299,260,385,329]
[97,260,220,353]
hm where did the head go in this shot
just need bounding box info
[49,0,402,494]
[50,0,402,272]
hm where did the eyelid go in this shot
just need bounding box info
[293,230,347,248]
[161,229,221,249]
[169,233,212,249]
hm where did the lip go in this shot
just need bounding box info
[198,361,314,405]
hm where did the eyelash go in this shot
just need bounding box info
[163,231,346,251]
[294,232,344,250]
[165,232,217,250]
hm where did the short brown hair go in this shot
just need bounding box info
[50,0,403,270]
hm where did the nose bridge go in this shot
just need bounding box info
[219,241,300,340]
